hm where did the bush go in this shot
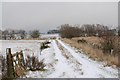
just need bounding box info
[59,24,81,38]
[40,42,50,50]
[101,39,114,54]
[77,39,87,43]
[44,41,51,44]
[26,55,46,71]
[100,34,115,55]
[31,30,40,38]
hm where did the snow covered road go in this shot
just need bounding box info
[47,40,83,78]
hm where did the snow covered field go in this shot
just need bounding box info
[0,39,118,78]
[40,34,60,39]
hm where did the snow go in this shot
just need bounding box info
[0,39,118,78]
[0,40,44,58]
[47,40,83,78]
[57,40,118,78]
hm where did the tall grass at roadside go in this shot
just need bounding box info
[63,38,119,67]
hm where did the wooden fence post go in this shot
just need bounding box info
[40,43,42,55]
[20,51,25,67]
[6,48,15,78]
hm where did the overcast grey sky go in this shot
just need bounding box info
[2,2,118,33]
[0,2,2,29]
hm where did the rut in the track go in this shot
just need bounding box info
[56,40,84,75]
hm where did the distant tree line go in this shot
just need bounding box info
[47,30,59,34]
[1,29,27,40]
[0,29,40,40]
[59,24,118,38]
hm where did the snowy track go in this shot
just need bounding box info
[57,40,118,78]
[47,40,83,78]
[0,40,118,78]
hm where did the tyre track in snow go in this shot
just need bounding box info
[56,40,84,75]
[57,39,118,78]
[48,40,84,78]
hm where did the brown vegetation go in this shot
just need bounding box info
[62,37,119,67]
[59,24,119,67]
[59,24,115,38]
[59,24,81,38]
[26,55,46,71]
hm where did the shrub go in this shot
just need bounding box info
[59,24,81,38]
[40,42,50,50]
[101,39,114,54]
[26,55,45,71]
[100,34,115,55]
[77,39,87,43]
[31,30,40,38]
[44,41,51,44]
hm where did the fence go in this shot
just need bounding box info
[5,48,26,78]
[2,41,50,79]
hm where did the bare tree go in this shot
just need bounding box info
[30,30,40,38]
[18,30,26,39]
[100,28,117,55]
[0,30,2,39]
[81,24,96,36]
[2,30,9,40]
[59,24,81,38]
[118,26,120,36]
[9,30,15,39]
